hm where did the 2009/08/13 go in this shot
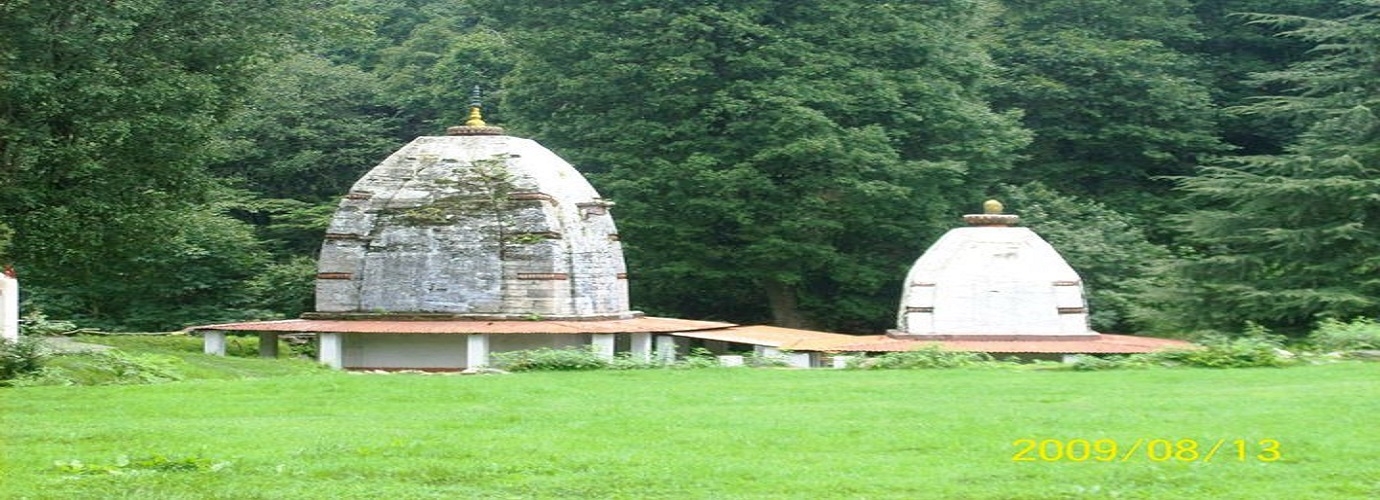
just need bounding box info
[1011,438,1282,463]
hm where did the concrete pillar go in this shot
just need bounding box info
[0,272,17,341]
[202,331,227,356]
[467,333,490,368]
[786,352,814,368]
[592,333,616,361]
[629,332,652,362]
[318,332,344,369]
[257,332,279,358]
[654,335,678,363]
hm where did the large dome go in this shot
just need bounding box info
[313,130,631,319]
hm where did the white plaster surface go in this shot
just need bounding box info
[343,333,467,370]
[202,331,226,356]
[319,332,344,369]
[898,226,1092,336]
[0,274,16,341]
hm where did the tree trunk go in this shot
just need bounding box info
[763,279,812,329]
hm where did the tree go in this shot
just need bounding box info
[990,0,1226,226]
[0,0,312,329]
[211,53,401,202]
[1191,0,1355,156]
[1170,2,1380,335]
[481,0,1029,330]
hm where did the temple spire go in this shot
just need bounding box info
[447,85,504,136]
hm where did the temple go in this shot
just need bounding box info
[787,201,1190,358]
[190,94,859,369]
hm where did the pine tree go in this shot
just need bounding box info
[1171,2,1380,334]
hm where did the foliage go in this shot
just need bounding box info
[0,0,314,331]
[488,346,611,371]
[17,311,81,336]
[484,0,1029,331]
[1310,317,1380,351]
[242,256,319,320]
[0,336,49,381]
[1066,354,1151,371]
[14,351,186,386]
[1146,324,1293,368]
[998,183,1174,333]
[210,53,401,201]
[990,0,1226,221]
[848,345,994,369]
[5,334,326,385]
[1170,3,1380,335]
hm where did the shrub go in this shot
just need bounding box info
[1309,318,1380,352]
[1067,354,1146,371]
[489,347,610,371]
[849,345,993,369]
[0,336,49,381]
[12,350,185,386]
[18,311,81,336]
[1144,325,1291,368]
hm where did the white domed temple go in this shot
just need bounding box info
[788,201,1190,358]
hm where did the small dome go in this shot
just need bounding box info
[895,208,1092,338]
[314,132,631,319]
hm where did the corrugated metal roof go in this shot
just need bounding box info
[187,316,735,335]
[790,333,1193,354]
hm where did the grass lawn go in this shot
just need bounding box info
[1,339,1377,499]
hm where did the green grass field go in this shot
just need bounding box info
[2,338,1377,499]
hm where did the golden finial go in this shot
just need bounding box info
[983,199,1004,214]
[446,85,504,136]
[964,199,1018,226]
[465,85,487,127]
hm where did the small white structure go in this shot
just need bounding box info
[1,266,17,341]
[895,200,1094,340]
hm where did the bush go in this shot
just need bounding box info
[1309,318,1380,352]
[1066,354,1149,371]
[1144,325,1291,368]
[489,347,610,371]
[12,350,185,386]
[18,311,81,336]
[849,345,993,369]
[0,336,49,381]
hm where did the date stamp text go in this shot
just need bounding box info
[1011,438,1281,463]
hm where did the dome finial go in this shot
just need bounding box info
[465,85,487,127]
[963,199,1019,226]
[983,199,1004,214]
[447,85,505,136]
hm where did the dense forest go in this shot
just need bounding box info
[1,0,1376,337]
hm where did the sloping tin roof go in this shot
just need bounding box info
[188,316,734,335]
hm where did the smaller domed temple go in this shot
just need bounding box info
[789,201,1190,358]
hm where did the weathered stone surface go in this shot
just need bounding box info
[316,134,631,317]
